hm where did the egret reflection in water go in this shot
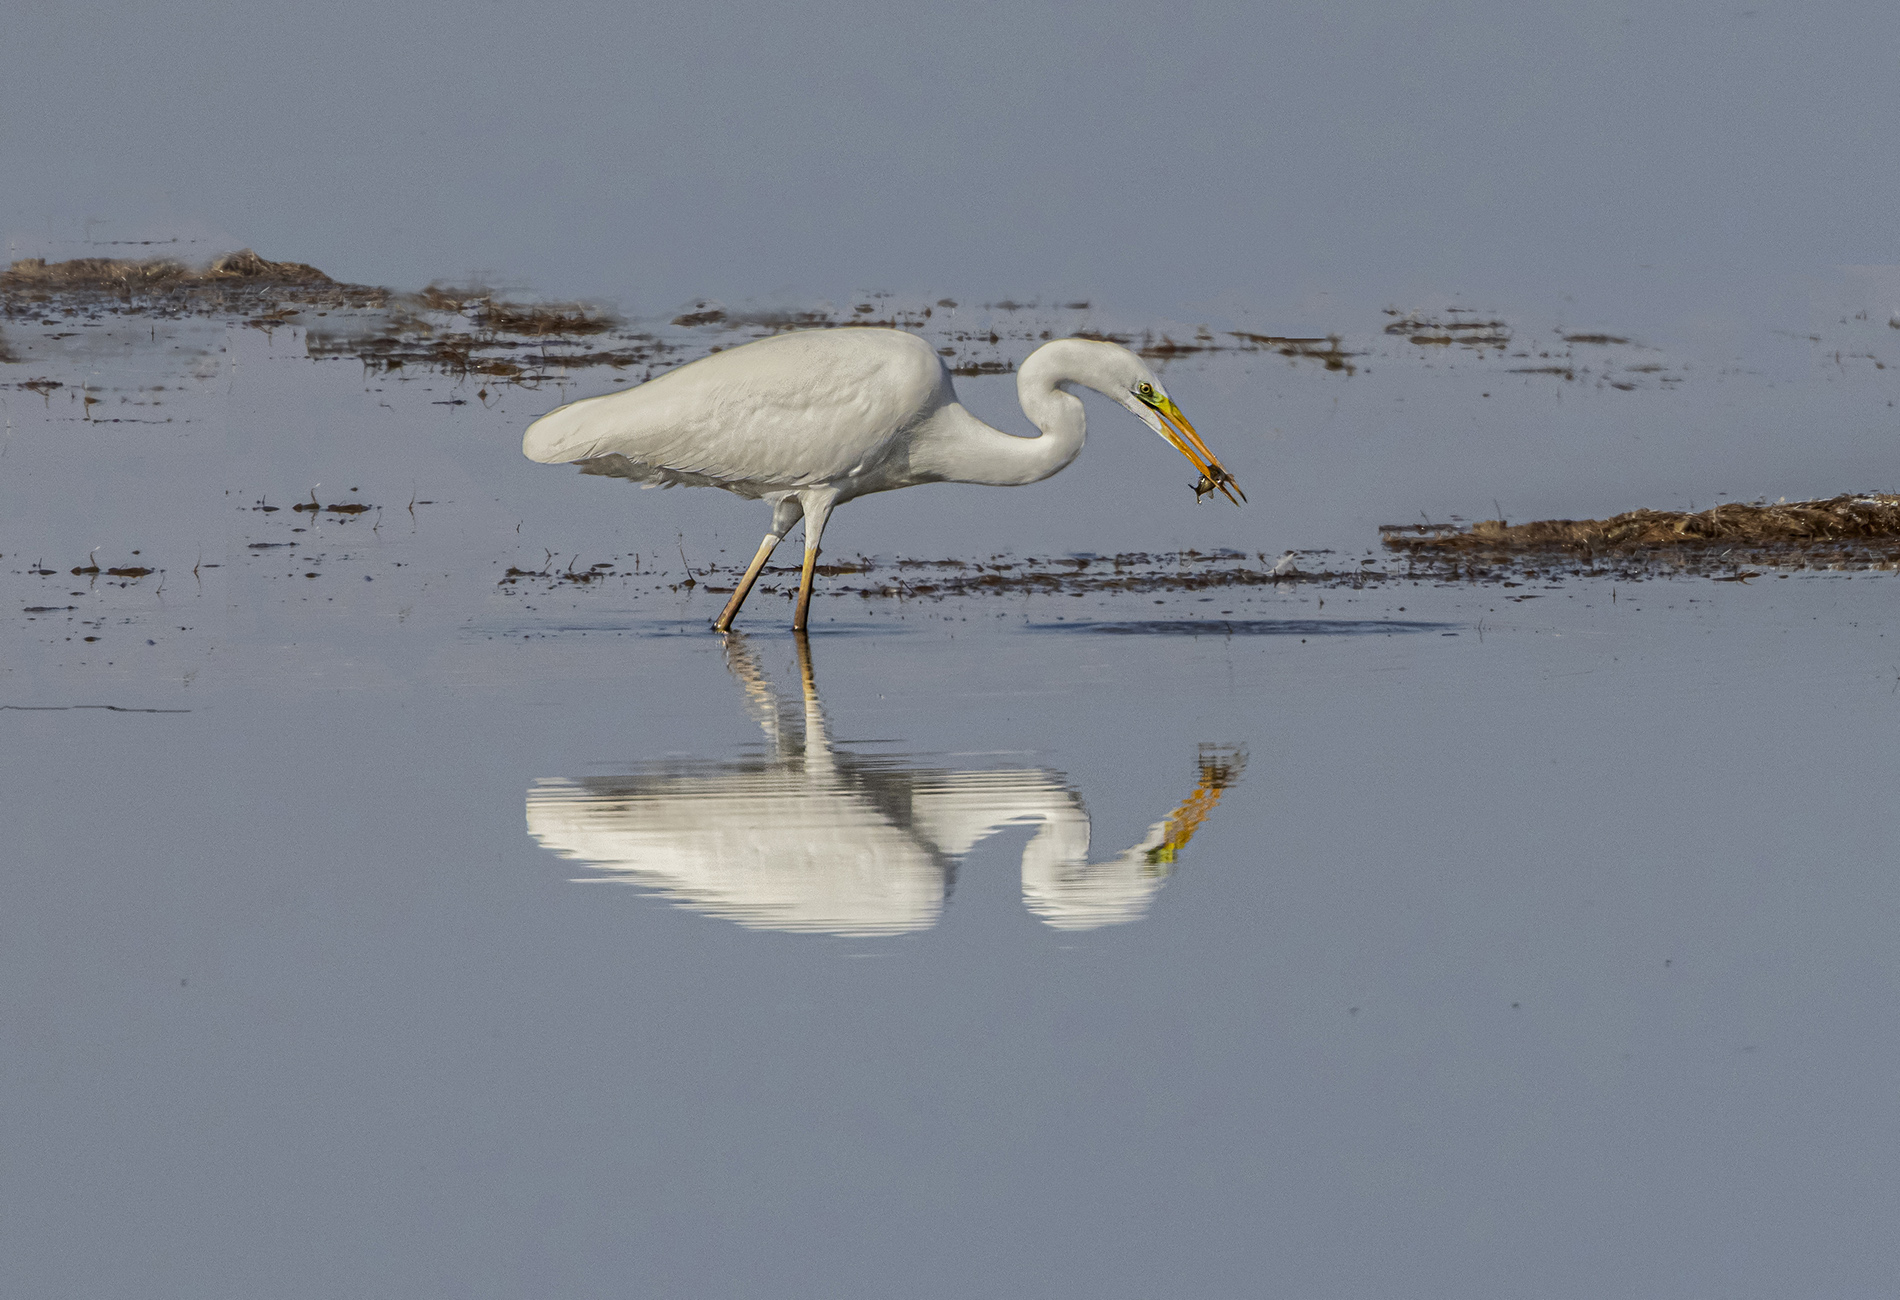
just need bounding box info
[525,635,1245,936]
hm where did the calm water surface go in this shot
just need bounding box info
[3,334,1898,1298]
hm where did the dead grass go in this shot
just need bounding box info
[5,252,1376,388]
[1385,494,1900,551]
[416,285,619,336]
[1380,494,1900,579]
[1,250,386,315]
[3,250,335,291]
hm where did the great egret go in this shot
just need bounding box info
[521,328,1243,631]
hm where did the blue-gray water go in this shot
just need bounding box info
[4,331,1899,1295]
[6,562,1898,1297]
[7,2,1900,1292]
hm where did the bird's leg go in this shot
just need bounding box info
[793,549,821,631]
[713,499,802,632]
[791,492,838,633]
[714,536,781,632]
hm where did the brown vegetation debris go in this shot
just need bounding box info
[3,249,332,291]
[1383,312,1510,348]
[1065,328,1361,373]
[1230,332,1360,373]
[6,251,1378,391]
[1380,494,1900,579]
[303,317,663,380]
[671,303,728,328]
[723,307,836,332]
[418,285,619,336]
[2,250,386,315]
[285,496,375,516]
[1137,335,1214,360]
[498,548,1401,601]
[1387,494,1900,551]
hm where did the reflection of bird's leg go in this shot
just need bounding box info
[791,490,839,632]
[714,497,804,632]
[793,629,817,698]
[721,631,793,755]
[792,629,834,769]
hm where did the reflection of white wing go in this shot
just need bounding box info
[523,635,1244,937]
[527,773,946,937]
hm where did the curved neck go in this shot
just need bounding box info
[911,358,1087,487]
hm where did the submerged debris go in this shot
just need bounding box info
[304,283,636,379]
[1383,310,1510,349]
[3,249,1377,387]
[498,549,1404,600]
[7,250,1712,401]
[1228,332,1360,373]
[415,285,618,337]
[290,495,375,516]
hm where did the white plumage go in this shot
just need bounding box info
[523,327,1242,631]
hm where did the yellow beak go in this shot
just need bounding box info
[1149,395,1246,505]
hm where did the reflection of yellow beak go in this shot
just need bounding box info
[1148,395,1246,505]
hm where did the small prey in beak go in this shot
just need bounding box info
[1127,381,1246,506]
[1193,465,1243,504]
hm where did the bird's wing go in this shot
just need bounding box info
[522,330,950,489]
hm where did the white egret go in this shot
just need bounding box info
[521,328,1243,631]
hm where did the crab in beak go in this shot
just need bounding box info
[1127,385,1246,505]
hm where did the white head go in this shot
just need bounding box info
[1019,338,1245,505]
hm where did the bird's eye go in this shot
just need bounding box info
[1138,382,1154,397]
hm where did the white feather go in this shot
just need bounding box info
[520,326,1239,630]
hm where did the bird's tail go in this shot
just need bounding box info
[522,398,600,463]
